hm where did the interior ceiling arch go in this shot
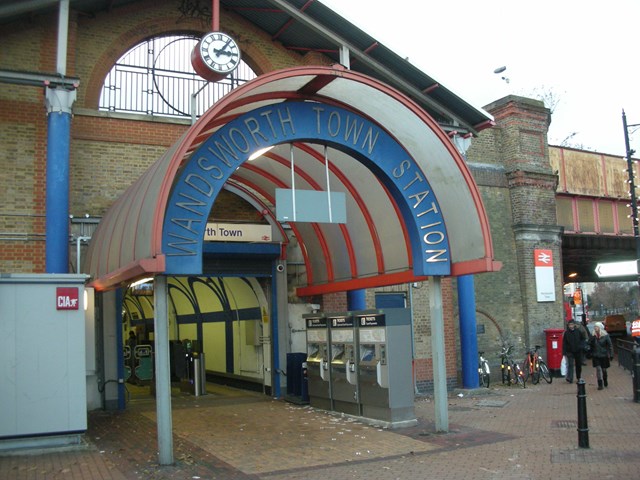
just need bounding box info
[86,65,501,292]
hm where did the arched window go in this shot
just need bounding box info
[99,35,256,119]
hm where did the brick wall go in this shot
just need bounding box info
[472,96,564,357]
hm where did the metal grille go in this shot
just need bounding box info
[577,198,595,232]
[99,35,256,119]
[556,197,574,231]
[617,203,634,234]
[598,200,615,233]
[553,420,577,429]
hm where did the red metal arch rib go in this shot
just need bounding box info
[223,180,289,245]
[266,148,358,278]
[295,143,385,274]
[238,162,334,283]
[227,177,311,279]
[125,149,170,268]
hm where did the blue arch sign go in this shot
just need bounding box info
[162,101,450,276]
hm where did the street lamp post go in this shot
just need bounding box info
[622,109,640,289]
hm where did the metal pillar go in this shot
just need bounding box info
[458,275,479,389]
[633,346,640,403]
[576,379,589,448]
[429,276,449,432]
[273,261,286,398]
[45,86,76,273]
[153,276,174,465]
[115,289,125,410]
[622,110,640,290]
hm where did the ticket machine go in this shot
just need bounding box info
[355,309,415,427]
[328,314,360,415]
[305,314,331,410]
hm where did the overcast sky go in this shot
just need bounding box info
[321,0,640,156]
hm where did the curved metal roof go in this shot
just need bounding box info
[85,65,500,291]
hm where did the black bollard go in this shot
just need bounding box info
[634,347,640,403]
[577,379,589,448]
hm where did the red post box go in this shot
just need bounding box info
[544,328,565,376]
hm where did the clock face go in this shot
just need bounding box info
[198,32,241,74]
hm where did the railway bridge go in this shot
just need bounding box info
[553,146,638,284]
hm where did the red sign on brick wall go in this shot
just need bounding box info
[533,249,555,302]
[57,287,79,310]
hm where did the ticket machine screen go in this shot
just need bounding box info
[308,343,319,359]
[360,345,375,362]
[332,344,345,361]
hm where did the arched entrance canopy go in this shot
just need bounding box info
[86,65,501,293]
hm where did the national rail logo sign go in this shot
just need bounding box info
[534,249,555,302]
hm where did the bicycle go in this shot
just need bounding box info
[500,345,526,388]
[478,350,491,388]
[522,345,552,384]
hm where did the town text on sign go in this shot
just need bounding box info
[56,287,79,310]
[204,223,272,242]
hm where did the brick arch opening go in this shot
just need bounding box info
[82,13,298,110]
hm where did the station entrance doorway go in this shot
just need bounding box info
[122,250,279,399]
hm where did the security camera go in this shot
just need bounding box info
[276,264,285,272]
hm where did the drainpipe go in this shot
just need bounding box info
[76,236,91,273]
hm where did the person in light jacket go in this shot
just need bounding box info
[590,322,614,390]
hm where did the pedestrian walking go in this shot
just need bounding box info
[590,321,614,390]
[562,320,588,383]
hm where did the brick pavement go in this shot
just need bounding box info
[1,361,639,479]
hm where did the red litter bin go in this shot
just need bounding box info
[544,328,565,376]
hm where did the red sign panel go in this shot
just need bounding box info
[534,249,553,267]
[57,287,79,310]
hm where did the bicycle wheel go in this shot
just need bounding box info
[530,357,540,384]
[502,363,511,385]
[522,357,532,383]
[532,369,540,385]
[539,360,552,384]
[480,360,490,388]
[512,362,526,388]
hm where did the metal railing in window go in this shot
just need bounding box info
[99,35,256,119]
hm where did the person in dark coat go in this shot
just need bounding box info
[562,320,588,383]
[590,322,614,390]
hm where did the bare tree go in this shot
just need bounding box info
[588,282,638,317]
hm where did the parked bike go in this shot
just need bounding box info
[478,350,491,388]
[500,345,526,388]
[522,345,552,384]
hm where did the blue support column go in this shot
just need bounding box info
[45,86,76,273]
[347,289,366,311]
[458,275,479,389]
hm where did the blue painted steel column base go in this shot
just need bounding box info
[347,289,366,311]
[45,86,76,273]
[458,275,479,389]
